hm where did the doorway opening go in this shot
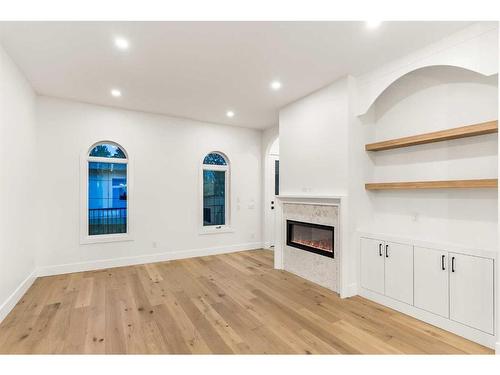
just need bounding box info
[266,137,279,249]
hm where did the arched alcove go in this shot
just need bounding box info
[358,64,498,251]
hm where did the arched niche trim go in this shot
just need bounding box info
[357,64,496,117]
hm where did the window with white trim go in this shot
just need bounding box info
[87,142,128,237]
[202,152,229,228]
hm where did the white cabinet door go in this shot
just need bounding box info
[360,238,385,295]
[449,253,494,334]
[384,241,413,305]
[414,246,449,317]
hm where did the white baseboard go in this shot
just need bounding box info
[340,282,358,299]
[0,270,37,324]
[496,342,500,354]
[37,242,263,277]
[360,288,496,349]
[262,241,277,250]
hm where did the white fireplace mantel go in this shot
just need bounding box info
[277,194,345,201]
[274,194,354,298]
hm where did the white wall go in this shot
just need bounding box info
[0,44,38,317]
[35,97,262,273]
[357,66,498,251]
[277,78,355,296]
[279,78,349,195]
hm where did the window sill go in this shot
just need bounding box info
[80,233,134,245]
[199,226,234,235]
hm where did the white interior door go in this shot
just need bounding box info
[360,238,385,295]
[449,253,494,334]
[268,155,279,247]
[384,241,414,305]
[414,246,449,317]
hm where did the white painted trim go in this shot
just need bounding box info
[274,197,284,270]
[355,22,499,115]
[262,241,272,250]
[262,131,279,258]
[338,196,350,299]
[199,152,231,232]
[80,140,134,245]
[277,194,346,200]
[342,283,358,298]
[0,270,37,324]
[80,233,134,245]
[360,287,496,349]
[87,156,128,164]
[201,164,228,172]
[37,242,263,277]
[264,154,279,248]
[198,226,234,235]
[495,342,500,354]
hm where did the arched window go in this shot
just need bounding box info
[86,142,129,239]
[202,152,230,230]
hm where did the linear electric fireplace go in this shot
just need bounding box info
[286,220,334,258]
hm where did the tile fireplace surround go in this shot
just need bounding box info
[275,195,349,296]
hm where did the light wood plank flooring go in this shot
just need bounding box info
[0,249,493,354]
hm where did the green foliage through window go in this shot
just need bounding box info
[89,143,127,159]
[203,152,227,165]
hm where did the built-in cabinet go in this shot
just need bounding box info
[414,246,449,318]
[361,237,495,340]
[360,238,385,294]
[449,253,494,334]
[384,242,414,305]
[360,238,413,305]
[413,246,494,334]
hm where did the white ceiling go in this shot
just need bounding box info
[0,21,471,129]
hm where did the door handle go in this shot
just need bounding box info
[385,244,389,258]
[271,206,274,210]
[441,255,445,271]
[451,257,455,273]
[378,243,382,256]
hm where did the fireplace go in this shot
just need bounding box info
[286,220,334,258]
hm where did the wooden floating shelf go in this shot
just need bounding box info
[365,179,498,190]
[365,120,498,151]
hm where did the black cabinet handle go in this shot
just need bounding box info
[441,255,445,271]
[378,243,382,256]
[385,244,389,258]
[451,257,455,273]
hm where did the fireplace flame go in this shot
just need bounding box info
[292,238,333,252]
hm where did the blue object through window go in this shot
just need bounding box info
[88,143,128,236]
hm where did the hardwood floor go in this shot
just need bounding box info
[0,249,493,354]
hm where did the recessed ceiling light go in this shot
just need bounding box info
[366,21,382,29]
[270,80,282,90]
[111,89,122,97]
[226,110,235,118]
[114,37,129,50]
